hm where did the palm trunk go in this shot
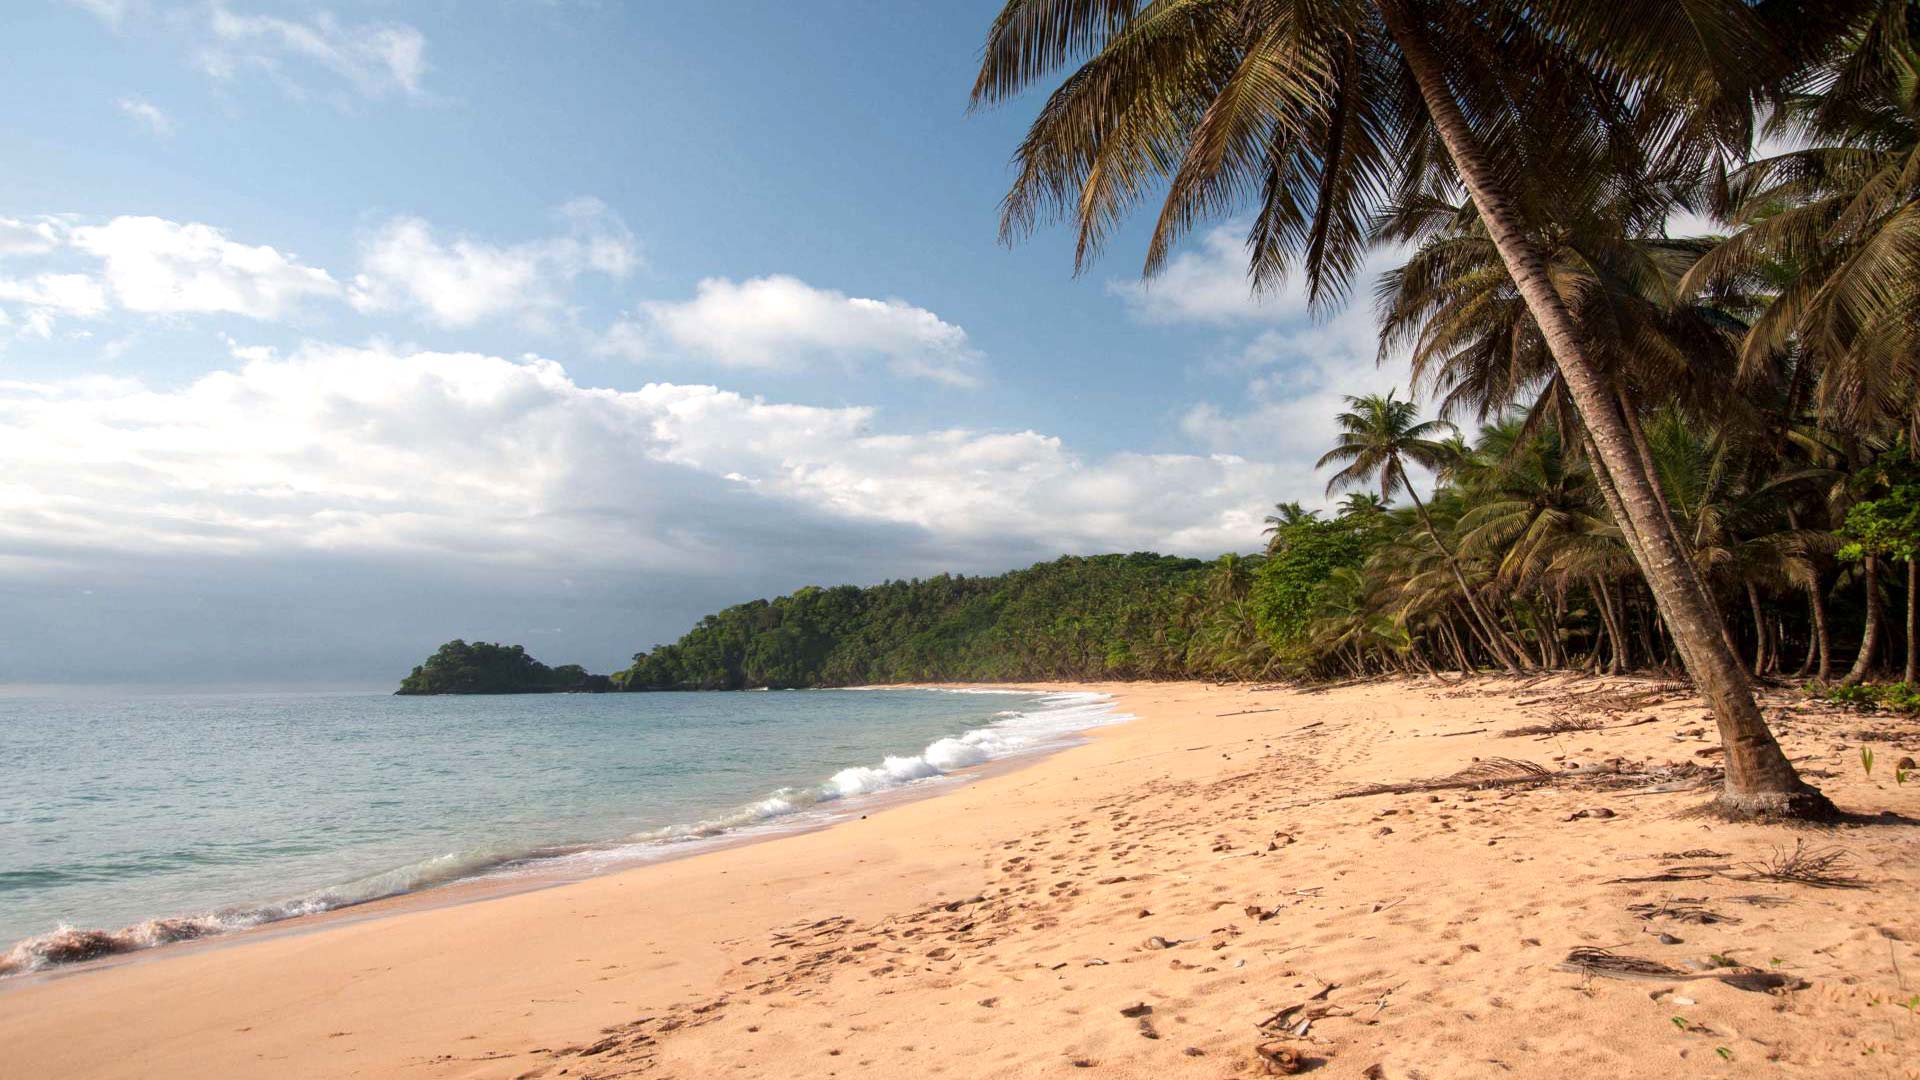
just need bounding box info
[1401,479,1525,672]
[1906,558,1917,685]
[1595,576,1625,673]
[1381,0,1826,817]
[1441,616,1473,674]
[1843,556,1881,686]
[1745,583,1767,676]
[1810,573,1833,681]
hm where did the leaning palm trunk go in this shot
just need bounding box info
[1844,556,1883,686]
[1381,0,1828,817]
[1403,484,1525,672]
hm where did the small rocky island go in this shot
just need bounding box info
[396,640,611,695]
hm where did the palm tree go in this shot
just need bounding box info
[1262,501,1321,555]
[1317,391,1525,671]
[969,0,1843,817]
[1338,492,1390,519]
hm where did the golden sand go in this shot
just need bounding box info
[4,677,1918,1078]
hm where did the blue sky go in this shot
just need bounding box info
[0,1,1409,684]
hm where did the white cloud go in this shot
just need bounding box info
[68,216,341,319]
[609,274,986,387]
[0,274,110,319]
[1108,227,1310,325]
[65,0,137,26]
[201,5,428,101]
[117,96,175,137]
[0,218,63,258]
[350,200,637,328]
[0,344,1276,570]
[1107,227,1424,507]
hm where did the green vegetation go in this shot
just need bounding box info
[1817,682,1920,714]
[959,0,1920,816]
[396,640,611,695]
[613,553,1269,689]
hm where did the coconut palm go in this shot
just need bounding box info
[1686,1,1920,436]
[1338,491,1390,519]
[1317,391,1526,671]
[969,0,1846,816]
[1262,501,1321,554]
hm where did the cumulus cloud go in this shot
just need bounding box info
[200,4,428,101]
[0,343,1273,573]
[350,199,638,328]
[0,217,62,258]
[1107,227,1423,506]
[1107,227,1313,325]
[68,216,341,319]
[116,96,175,137]
[606,274,986,387]
[0,274,110,337]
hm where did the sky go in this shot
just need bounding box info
[0,0,1414,685]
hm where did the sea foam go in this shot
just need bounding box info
[0,690,1125,977]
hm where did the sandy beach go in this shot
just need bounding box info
[5,676,1919,1078]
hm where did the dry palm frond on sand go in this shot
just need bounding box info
[1333,757,1552,799]
[1554,948,1807,992]
[1736,840,1866,889]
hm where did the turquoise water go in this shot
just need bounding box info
[0,687,1121,974]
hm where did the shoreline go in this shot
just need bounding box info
[0,686,1124,987]
[4,676,1917,1078]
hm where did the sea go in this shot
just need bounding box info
[0,686,1124,976]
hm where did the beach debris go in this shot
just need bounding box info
[1567,807,1616,820]
[1245,904,1281,922]
[1096,876,1128,885]
[1145,935,1184,950]
[1255,1041,1309,1074]
[1084,958,1108,967]
[1374,826,1395,837]
[1555,947,1808,992]
[1071,1058,1094,1068]
[1183,1047,1207,1057]
[1362,1065,1387,1080]
[1628,898,1742,925]
[1605,864,1727,884]
[1657,933,1684,945]
[1256,983,1342,1038]
[1736,840,1866,890]
[1334,757,1551,800]
[1119,1003,1153,1018]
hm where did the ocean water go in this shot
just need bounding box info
[0,687,1123,975]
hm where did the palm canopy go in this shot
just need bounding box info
[1684,1,1920,434]
[1317,391,1456,500]
[970,0,1825,306]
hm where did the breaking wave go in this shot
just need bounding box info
[0,690,1124,978]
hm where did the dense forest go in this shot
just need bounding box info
[614,554,1220,689]
[396,640,612,695]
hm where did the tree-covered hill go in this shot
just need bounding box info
[396,640,612,695]
[613,553,1240,689]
